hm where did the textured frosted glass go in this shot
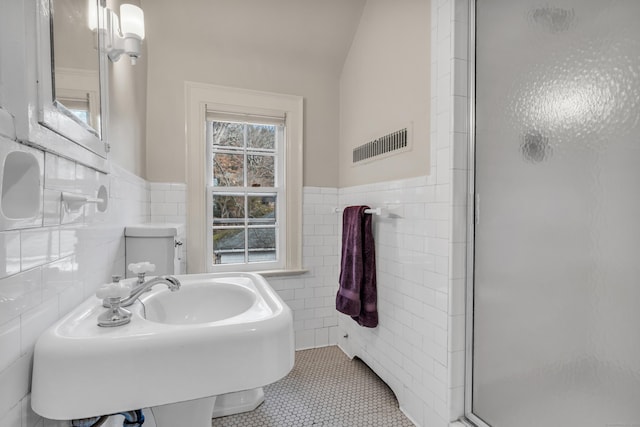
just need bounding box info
[473,1,640,426]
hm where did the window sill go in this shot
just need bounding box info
[256,269,309,278]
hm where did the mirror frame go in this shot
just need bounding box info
[0,0,109,172]
[36,0,110,163]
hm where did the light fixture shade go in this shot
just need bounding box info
[120,4,145,39]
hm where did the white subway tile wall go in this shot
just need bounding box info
[337,176,447,427]
[267,187,340,350]
[149,183,187,224]
[0,144,150,426]
[334,1,470,427]
[0,231,20,279]
[148,183,188,273]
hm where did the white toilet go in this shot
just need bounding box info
[125,223,185,277]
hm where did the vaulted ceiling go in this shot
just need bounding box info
[141,0,367,75]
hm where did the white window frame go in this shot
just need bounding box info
[185,82,303,274]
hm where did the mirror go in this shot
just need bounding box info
[35,0,109,165]
[50,0,102,137]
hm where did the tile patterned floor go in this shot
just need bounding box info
[211,346,415,427]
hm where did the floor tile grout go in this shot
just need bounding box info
[211,346,414,427]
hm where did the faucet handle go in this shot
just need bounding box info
[96,279,132,300]
[128,262,156,275]
[97,279,132,328]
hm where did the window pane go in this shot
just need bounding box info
[213,153,244,186]
[249,195,276,224]
[248,228,276,262]
[211,122,244,148]
[247,124,275,150]
[213,228,245,264]
[247,155,274,187]
[213,195,245,225]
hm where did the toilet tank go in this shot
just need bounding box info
[125,223,185,278]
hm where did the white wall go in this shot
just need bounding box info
[0,128,150,426]
[339,0,431,188]
[142,0,365,187]
[107,0,148,178]
[268,187,340,349]
[148,183,188,274]
[335,0,469,426]
[337,176,450,426]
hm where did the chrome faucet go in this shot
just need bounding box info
[100,275,181,309]
[97,263,181,327]
[120,276,181,307]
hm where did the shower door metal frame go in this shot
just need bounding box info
[462,1,491,426]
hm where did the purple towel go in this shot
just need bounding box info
[336,206,378,328]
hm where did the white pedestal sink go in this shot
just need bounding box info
[31,273,294,426]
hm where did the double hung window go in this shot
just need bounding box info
[186,82,302,274]
[206,112,285,270]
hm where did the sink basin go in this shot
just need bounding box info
[142,281,257,325]
[31,272,294,423]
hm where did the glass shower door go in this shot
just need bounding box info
[471,1,640,426]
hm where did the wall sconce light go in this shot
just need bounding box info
[105,4,145,65]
